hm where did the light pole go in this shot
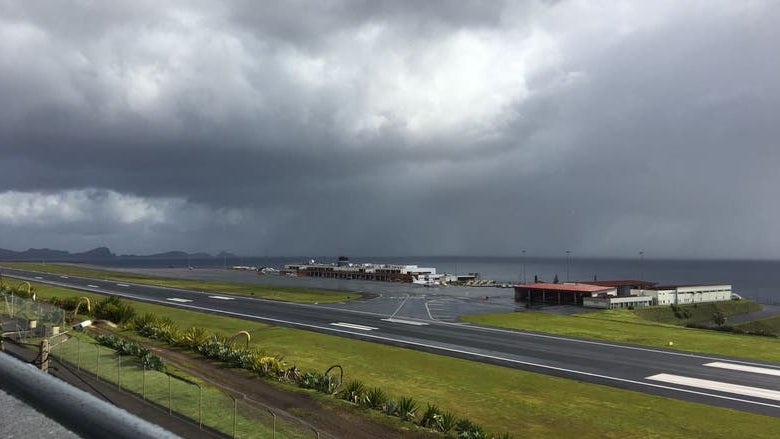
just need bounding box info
[521,250,526,285]
[639,251,644,280]
[565,250,571,283]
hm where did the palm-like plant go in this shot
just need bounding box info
[362,387,388,409]
[340,380,365,404]
[395,396,417,422]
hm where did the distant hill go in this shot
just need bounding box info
[73,246,115,259]
[0,246,237,261]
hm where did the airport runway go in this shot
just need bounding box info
[3,266,780,417]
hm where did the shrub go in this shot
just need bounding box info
[182,326,210,349]
[317,372,341,394]
[419,403,441,429]
[456,418,486,438]
[299,371,324,389]
[49,296,82,311]
[395,396,418,422]
[362,387,388,410]
[340,380,365,404]
[94,334,165,372]
[384,399,398,416]
[437,411,458,433]
[93,296,136,325]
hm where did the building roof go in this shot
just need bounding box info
[648,284,730,290]
[514,282,615,293]
[580,280,656,287]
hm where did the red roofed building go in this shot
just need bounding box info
[514,282,618,306]
[580,280,657,296]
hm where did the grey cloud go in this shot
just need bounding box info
[0,1,779,258]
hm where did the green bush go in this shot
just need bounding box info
[419,403,442,428]
[362,387,388,409]
[395,396,418,422]
[456,418,486,438]
[340,380,365,404]
[49,296,82,311]
[94,334,165,371]
[93,296,136,324]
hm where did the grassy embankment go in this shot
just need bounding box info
[462,302,780,363]
[14,280,780,438]
[736,315,780,336]
[0,262,353,303]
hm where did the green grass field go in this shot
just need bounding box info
[632,300,761,324]
[736,315,780,336]
[0,262,354,303]
[10,281,780,438]
[461,308,780,363]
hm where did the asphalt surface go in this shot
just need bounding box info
[3,266,780,418]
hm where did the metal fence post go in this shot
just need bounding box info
[142,365,146,400]
[76,337,81,371]
[198,385,203,430]
[232,395,237,439]
[117,355,121,390]
[96,345,100,381]
[268,410,276,439]
[168,374,172,415]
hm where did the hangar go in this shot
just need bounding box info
[514,282,617,306]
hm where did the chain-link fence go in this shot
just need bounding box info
[2,294,320,438]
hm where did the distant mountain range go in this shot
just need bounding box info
[0,246,237,261]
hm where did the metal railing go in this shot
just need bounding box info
[2,294,320,438]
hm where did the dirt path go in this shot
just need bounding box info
[148,346,439,439]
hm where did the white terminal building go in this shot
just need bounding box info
[635,284,733,306]
[515,280,734,309]
[283,257,438,283]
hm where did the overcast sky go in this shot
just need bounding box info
[1,1,779,259]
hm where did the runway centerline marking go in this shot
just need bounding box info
[208,296,235,300]
[381,318,429,326]
[116,283,130,287]
[331,322,378,331]
[704,362,780,377]
[167,298,193,303]
[646,373,780,402]
[87,284,100,288]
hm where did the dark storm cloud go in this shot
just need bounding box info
[1,1,779,258]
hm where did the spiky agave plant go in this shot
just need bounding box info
[339,380,365,404]
[395,396,418,422]
[362,387,388,409]
[418,403,442,429]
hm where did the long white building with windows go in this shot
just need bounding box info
[633,284,733,305]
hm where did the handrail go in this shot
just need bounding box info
[0,352,181,439]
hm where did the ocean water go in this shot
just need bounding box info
[90,256,780,304]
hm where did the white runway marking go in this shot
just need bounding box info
[87,284,100,288]
[330,322,378,331]
[646,373,780,402]
[60,275,69,279]
[381,318,429,326]
[208,296,235,300]
[116,283,130,287]
[704,362,780,377]
[34,276,42,279]
[167,298,193,303]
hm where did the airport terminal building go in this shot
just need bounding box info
[514,281,733,308]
